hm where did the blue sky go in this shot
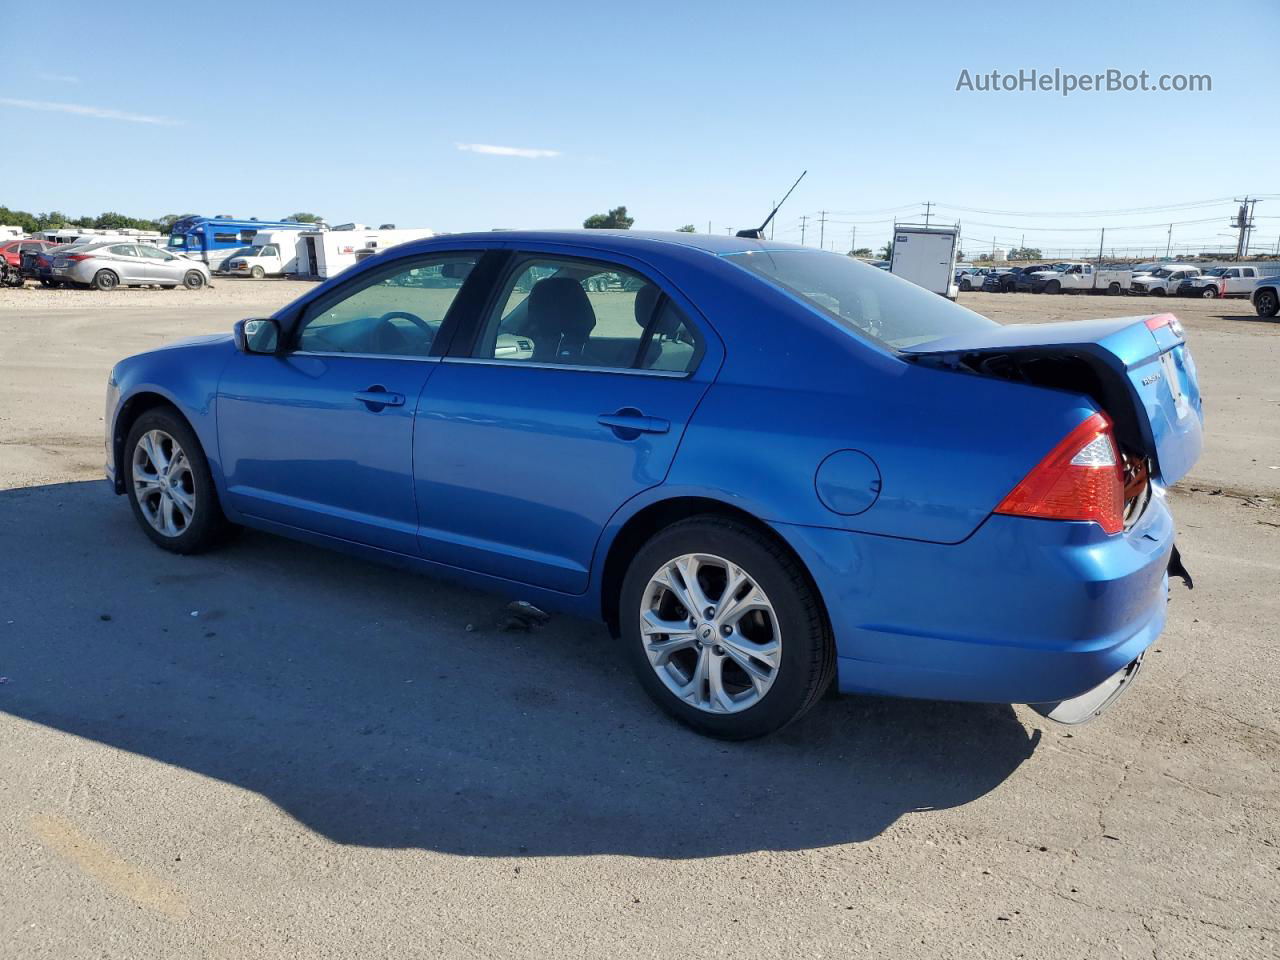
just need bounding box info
[2,0,1277,256]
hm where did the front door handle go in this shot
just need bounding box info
[354,386,405,409]
[598,409,670,437]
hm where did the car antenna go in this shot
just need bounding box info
[736,170,807,240]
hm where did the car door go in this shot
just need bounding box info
[101,244,145,283]
[216,251,484,553]
[135,244,182,283]
[413,248,722,594]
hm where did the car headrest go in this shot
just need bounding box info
[634,283,681,338]
[528,277,596,341]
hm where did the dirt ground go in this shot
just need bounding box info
[0,280,1277,958]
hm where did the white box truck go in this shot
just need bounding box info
[296,225,435,279]
[890,224,960,299]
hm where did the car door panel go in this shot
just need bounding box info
[218,353,435,553]
[413,362,712,593]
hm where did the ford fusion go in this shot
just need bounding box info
[104,232,1203,739]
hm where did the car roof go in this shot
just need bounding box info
[395,229,813,261]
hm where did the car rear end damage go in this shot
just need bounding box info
[774,312,1205,717]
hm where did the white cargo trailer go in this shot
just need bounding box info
[890,223,960,299]
[296,224,435,279]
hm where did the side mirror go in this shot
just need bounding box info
[234,317,280,354]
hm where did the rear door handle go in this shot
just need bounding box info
[597,409,670,436]
[354,386,405,409]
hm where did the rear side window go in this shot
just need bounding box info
[726,249,996,350]
[473,256,702,373]
[109,244,139,257]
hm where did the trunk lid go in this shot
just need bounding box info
[902,313,1203,486]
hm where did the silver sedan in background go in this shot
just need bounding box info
[50,243,211,291]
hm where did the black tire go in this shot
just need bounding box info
[93,269,119,291]
[959,279,971,291]
[161,284,177,290]
[1045,279,1061,294]
[124,407,230,554]
[250,265,265,279]
[619,515,835,739]
[1256,289,1279,318]
[183,270,206,290]
[1151,287,1166,297]
[1108,282,1121,295]
[39,278,54,287]
[1200,285,1218,299]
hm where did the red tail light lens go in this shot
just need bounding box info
[995,412,1124,534]
[64,254,93,262]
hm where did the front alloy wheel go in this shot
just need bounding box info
[641,553,781,714]
[132,429,196,537]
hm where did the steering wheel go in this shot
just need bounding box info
[377,310,434,335]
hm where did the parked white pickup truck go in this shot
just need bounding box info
[1029,262,1131,295]
[1130,265,1200,296]
[1252,275,1280,317]
[1180,265,1272,299]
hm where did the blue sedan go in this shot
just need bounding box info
[105,231,1203,739]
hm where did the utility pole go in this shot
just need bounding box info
[850,226,856,254]
[818,211,828,250]
[1096,227,1105,265]
[724,227,733,235]
[1231,198,1257,260]
[707,220,712,235]
[923,202,933,228]
[991,235,996,260]
[1165,223,1173,258]
[799,214,808,246]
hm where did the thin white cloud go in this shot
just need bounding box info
[37,72,80,84]
[456,142,560,159]
[0,97,178,126]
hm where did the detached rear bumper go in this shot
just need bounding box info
[772,492,1176,706]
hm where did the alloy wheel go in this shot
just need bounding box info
[132,429,196,537]
[640,553,781,714]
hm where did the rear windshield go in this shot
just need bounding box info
[725,249,997,350]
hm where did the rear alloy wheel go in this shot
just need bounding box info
[93,269,119,292]
[250,265,265,279]
[960,279,971,291]
[1256,289,1279,318]
[1108,282,1122,295]
[125,409,229,554]
[1200,285,1218,299]
[183,270,206,290]
[621,517,834,739]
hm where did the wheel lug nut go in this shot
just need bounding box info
[713,645,724,656]
[721,624,732,636]
[704,606,716,619]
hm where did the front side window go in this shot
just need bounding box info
[296,253,479,357]
[726,248,997,350]
[109,244,139,257]
[473,257,701,372]
[168,235,186,248]
[137,245,173,260]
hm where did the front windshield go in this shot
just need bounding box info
[1204,268,1227,277]
[1152,269,1173,278]
[725,249,997,350]
[167,235,185,248]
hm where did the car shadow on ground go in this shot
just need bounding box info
[0,481,1039,858]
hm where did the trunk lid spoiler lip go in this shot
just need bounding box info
[900,315,1171,369]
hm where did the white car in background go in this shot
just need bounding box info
[1130,265,1201,296]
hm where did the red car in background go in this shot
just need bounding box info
[1,238,54,268]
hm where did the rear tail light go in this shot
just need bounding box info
[995,412,1124,534]
[64,254,92,262]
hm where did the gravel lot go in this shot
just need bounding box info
[1,281,1277,958]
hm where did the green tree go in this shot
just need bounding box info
[288,212,323,223]
[675,224,696,233]
[850,247,873,258]
[583,206,634,229]
[1008,246,1042,261]
[879,241,894,260]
